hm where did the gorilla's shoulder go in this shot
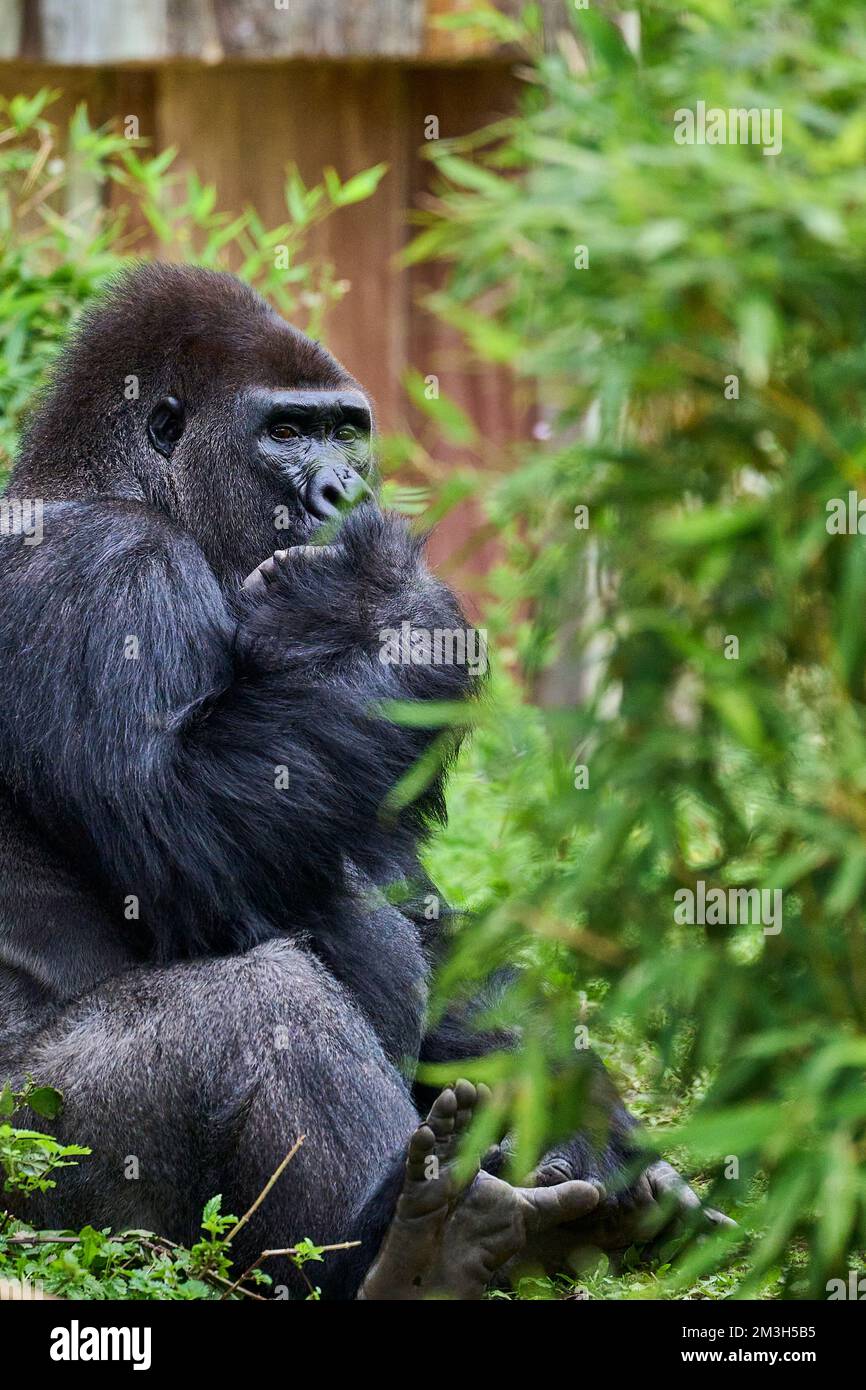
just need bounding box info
[2,494,194,553]
[0,495,211,593]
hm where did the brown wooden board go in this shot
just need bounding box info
[406,65,529,592]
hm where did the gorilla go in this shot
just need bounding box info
[0,265,721,1298]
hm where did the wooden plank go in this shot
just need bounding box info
[0,62,157,141]
[405,64,525,587]
[206,0,424,60]
[38,0,169,64]
[12,0,573,64]
[0,1,23,61]
[155,63,410,427]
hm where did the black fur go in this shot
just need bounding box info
[0,265,639,1297]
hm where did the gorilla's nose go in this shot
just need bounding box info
[302,464,371,521]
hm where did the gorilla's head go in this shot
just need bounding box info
[12,263,376,583]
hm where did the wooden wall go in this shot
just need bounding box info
[0,55,524,589]
[0,3,583,590]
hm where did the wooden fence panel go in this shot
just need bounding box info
[406,66,529,588]
[156,62,413,425]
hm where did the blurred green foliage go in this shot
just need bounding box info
[420,0,866,1297]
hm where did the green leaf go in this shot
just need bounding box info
[404,369,478,446]
[329,163,388,207]
[26,1085,63,1120]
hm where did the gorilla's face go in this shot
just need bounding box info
[146,383,376,580]
[12,264,379,588]
[242,385,375,524]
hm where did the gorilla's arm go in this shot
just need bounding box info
[0,500,475,959]
[417,962,640,1184]
[396,877,639,1187]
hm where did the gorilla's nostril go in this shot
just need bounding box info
[303,477,343,521]
[302,464,371,521]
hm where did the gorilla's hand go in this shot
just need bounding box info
[527,1154,734,1261]
[242,544,341,594]
[236,504,467,670]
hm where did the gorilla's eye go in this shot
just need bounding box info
[270,421,301,441]
[335,425,361,443]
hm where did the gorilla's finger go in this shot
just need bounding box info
[242,544,342,593]
[634,1200,673,1243]
[647,1160,702,1212]
[481,1142,505,1174]
[405,1124,437,1182]
[704,1207,737,1229]
[636,1171,698,1245]
[647,1162,737,1234]
[451,1079,479,1144]
[630,1172,657,1207]
[532,1158,574,1187]
[285,544,340,561]
[241,554,279,592]
[453,1078,477,1110]
[520,1180,603,1232]
[642,1200,738,1264]
[424,1086,458,1143]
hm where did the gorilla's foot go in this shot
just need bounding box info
[426,1169,604,1300]
[358,1082,604,1300]
[357,1080,482,1301]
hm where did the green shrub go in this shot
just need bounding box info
[417,0,866,1297]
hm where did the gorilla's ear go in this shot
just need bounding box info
[148,397,186,458]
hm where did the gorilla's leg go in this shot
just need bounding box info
[2,939,424,1297]
[2,942,603,1299]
